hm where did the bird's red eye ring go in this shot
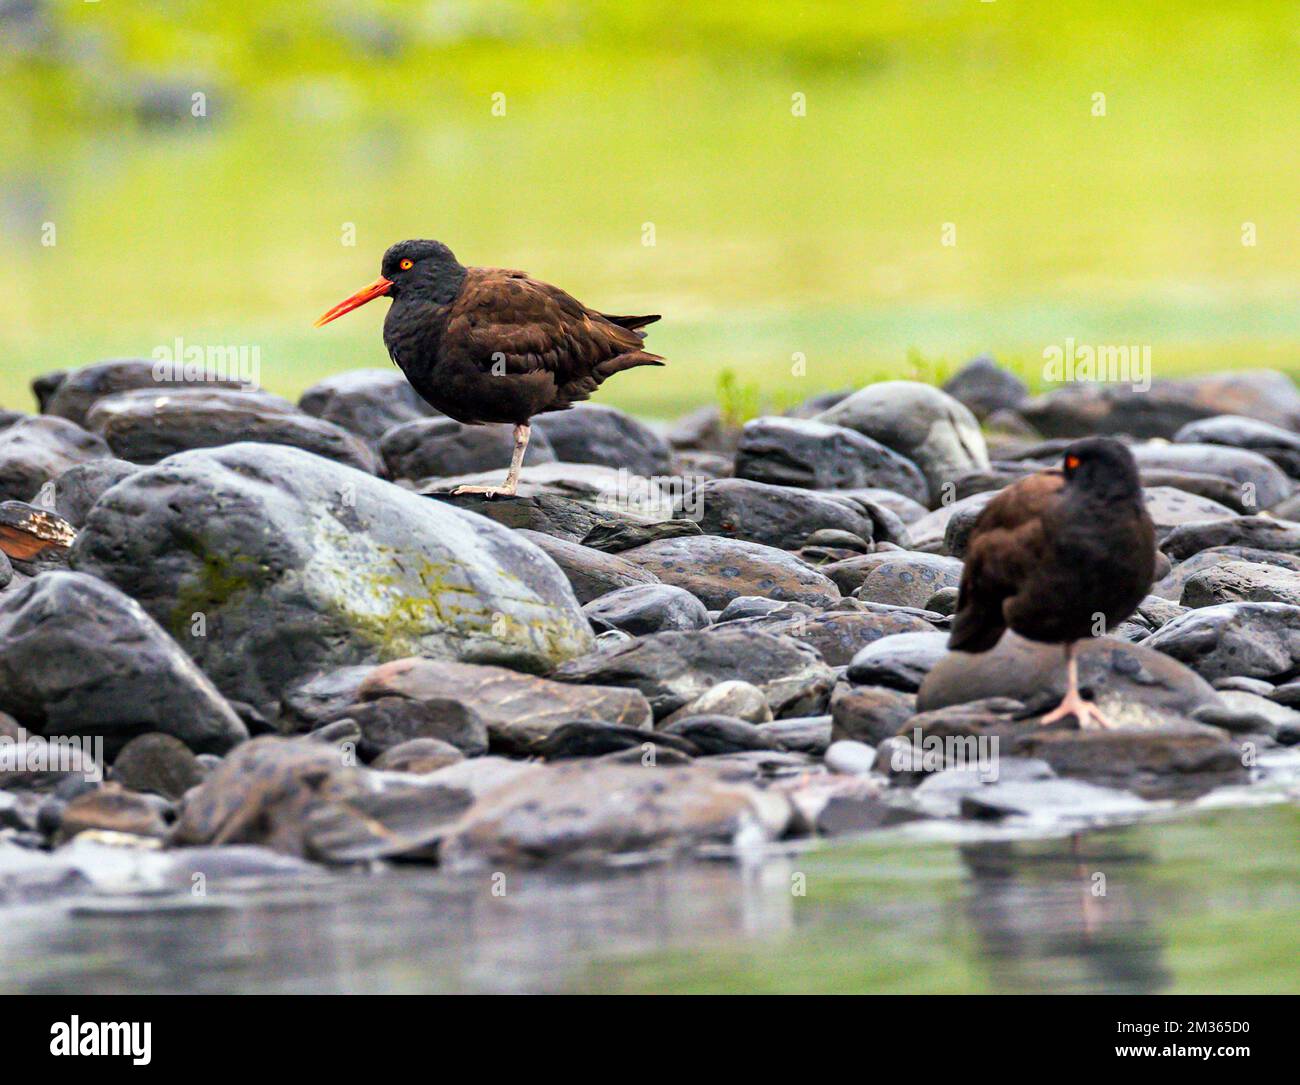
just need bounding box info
[399,258,414,270]
[1065,454,1081,471]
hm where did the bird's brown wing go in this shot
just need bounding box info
[444,268,664,404]
[949,470,1065,652]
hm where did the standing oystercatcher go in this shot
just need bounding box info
[315,239,663,496]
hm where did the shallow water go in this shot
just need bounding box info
[2,800,1294,994]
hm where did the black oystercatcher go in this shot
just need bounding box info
[949,437,1155,729]
[315,239,663,496]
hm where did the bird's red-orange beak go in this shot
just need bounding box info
[313,277,393,327]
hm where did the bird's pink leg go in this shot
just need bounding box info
[1039,641,1118,729]
[451,423,529,498]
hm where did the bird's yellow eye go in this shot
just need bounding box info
[1065,454,1081,471]
[399,258,414,270]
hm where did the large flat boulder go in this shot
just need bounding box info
[0,416,110,503]
[70,443,595,716]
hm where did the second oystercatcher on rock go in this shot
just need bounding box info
[949,437,1156,729]
[315,239,663,496]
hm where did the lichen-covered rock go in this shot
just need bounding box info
[70,443,595,716]
[0,571,247,756]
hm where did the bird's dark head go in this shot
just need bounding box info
[314,239,465,327]
[1061,437,1141,498]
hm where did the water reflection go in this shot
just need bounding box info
[0,805,1293,993]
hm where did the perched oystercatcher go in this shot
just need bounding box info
[315,239,663,495]
[949,437,1155,729]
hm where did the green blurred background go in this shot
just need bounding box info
[2,0,1297,417]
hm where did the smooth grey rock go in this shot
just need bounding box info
[660,715,786,754]
[759,715,832,755]
[1181,560,1300,608]
[689,477,874,551]
[0,571,246,757]
[1152,545,1300,601]
[84,387,380,473]
[370,737,464,774]
[824,739,878,775]
[1174,414,1300,477]
[1132,443,1291,511]
[1144,602,1300,682]
[45,458,142,527]
[1142,486,1238,544]
[816,381,989,506]
[909,492,996,554]
[536,721,697,761]
[620,535,841,609]
[831,683,916,744]
[847,631,951,692]
[553,629,835,720]
[579,518,702,553]
[583,583,711,635]
[1161,516,1300,562]
[298,368,437,450]
[733,417,928,502]
[379,416,555,480]
[516,529,659,604]
[44,359,250,427]
[0,416,110,503]
[662,680,772,724]
[941,355,1028,420]
[70,443,595,716]
[531,403,672,477]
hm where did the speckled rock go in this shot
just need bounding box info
[619,535,841,609]
[1161,516,1300,562]
[1152,546,1300,601]
[70,443,595,717]
[1180,560,1300,608]
[711,603,937,667]
[854,553,963,609]
[1143,602,1300,682]
[1141,486,1238,544]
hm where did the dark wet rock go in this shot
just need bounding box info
[31,370,68,412]
[306,718,362,749]
[1267,679,1300,708]
[1174,414,1300,477]
[660,715,786,754]
[733,417,928,501]
[831,684,917,744]
[1152,545,1300,601]
[662,680,772,724]
[926,586,961,616]
[835,488,929,526]
[278,665,375,732]
[950,462,1040,501]
[760,715,832,755]
[84,387,381,473]
[371,738,464,774]
[170,737,367,855]
[672,450,733,480]
[0,415,110,503]
[816,381,989,505]
[57,784,168,841]
[1019,370,1300,439]
[908,492,996,554]
[553,629,835,720]
[343,695,488,758]
[302,782,475,864]
[0,571,246,757]
[941,355,1029,420]
[424,490,611,542]
[1180,560,1300,608]
[110,734,204,801]
[824,739,878,775]
[531,403,672,477]
[846,632,950,692]
[666,405,740,454]
[379,416,555,480]
[515,529,659,604]
[919,632,1221,726]
[0,552,11,590]
[1143,602,1300,682]
[297,368,437,451]
[804,527,872,553]
[1132,444,1291,511]
[439,761,791,868]
[71,443,594,716]
[714,603,937,667]
[619,535,841,609]
[583,583,711,635]
[43,359,251,427]
[690,477,874,551]
[359,657,652,756]
[46,458,142,527]
[1141,487,1238,545]
[853,552,963,609]
[1161,516,1300,562]
[580,518,702,553]
[536,721,698,761]
[815,794,925,836]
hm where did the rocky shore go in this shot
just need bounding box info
[2,358,1299,895]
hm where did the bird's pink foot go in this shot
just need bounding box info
[1039,690,1118,730]
[450,483,516,498]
